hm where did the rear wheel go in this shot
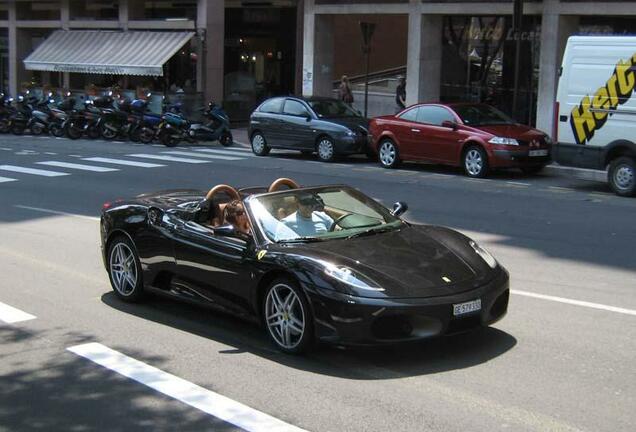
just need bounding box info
[263,278,313,354]
[251,132,270,156]
[608,156,636,197]
[66,123,82,140]
[50,123,65,138]
[316,137,336,162]
[378,139,400,168]
[31,123,44,135]
[139,128,155,144]
[107,236,144,302]
[87,125,101,139]
[463,145,489,178]
[101,122,118,140]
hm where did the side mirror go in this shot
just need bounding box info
[391,201,408,217]
[304,113,312,121]
[441,120,458,130]
[213,224,236,237]
[148,207,164,226]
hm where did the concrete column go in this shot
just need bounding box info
[406,6,442,105]
[119,0,129,30]
[313,14,334,97]
[8,0,17,97]
[301,0,315,96]
[295,0,305,95]
[61,0,70,88]
[199,0,224,103]
[536,0,579,135]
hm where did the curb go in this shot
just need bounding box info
[543,164,607,183]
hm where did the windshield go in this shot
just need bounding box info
[308,100,361,119]
[453,104,516,126]
[247,186,402,243]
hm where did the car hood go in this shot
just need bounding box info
[277,225,490,299]
[474,124,547,141]
[324,117,370,133]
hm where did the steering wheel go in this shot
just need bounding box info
[329,213,354,231]
[268,177,300,192]
[205,184,241,202]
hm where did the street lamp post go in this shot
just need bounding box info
[359,22,376,118]
[511,0,523,121]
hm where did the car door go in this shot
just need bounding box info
[414,106,464,163]
[172,219,255,315]
[254,98,285,147]
[280,99,315,150]
[390,106,422,159]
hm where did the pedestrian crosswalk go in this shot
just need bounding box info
[0,146,252,184]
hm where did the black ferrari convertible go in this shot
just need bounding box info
[101,178,509,353]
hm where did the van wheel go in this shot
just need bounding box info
[608,156,636,197]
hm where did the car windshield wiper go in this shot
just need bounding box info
[278,236,325,244]
[345,225,398,240]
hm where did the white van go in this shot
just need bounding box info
[555,36,636,196]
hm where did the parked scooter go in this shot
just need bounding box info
[187,101,233,146]
[0,94,16,133]
[156,111,192,147]
[28,93,68,137]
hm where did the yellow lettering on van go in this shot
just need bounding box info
[615,60,635,98]
[570,96,597,145]
[606,74,620,107]
[591,88,610,121]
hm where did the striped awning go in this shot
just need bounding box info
[24,30,194,76]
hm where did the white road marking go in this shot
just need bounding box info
[162,151,242,161]
[68,343,308,432]
[43,152,58,155]
[0,301,36,324]
[0,165,69,177]
[0,176,17,183]
[69,154,84,158]
[512,289,636,317]
[506,181,531,186]
[0,147,12,151]
[127,153,210,164]
[14,205,100,221]
[82,157,165,168]
[230,141,251,150]
[36,161,119,172]
[152,144,164,147]
[548,186,574,193]
[194,148,256,157]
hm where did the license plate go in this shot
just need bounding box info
[529,149,548,157]
[453,299,481,316]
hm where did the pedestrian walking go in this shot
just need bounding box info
[395,75,406,113]
[338,75,354,106]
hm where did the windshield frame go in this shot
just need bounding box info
[244,185,403,245]
[452,103,516,127]
[307,99,362,119]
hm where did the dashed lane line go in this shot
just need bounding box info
[0,301,36,324]
[14,205,100,221]
[512,289,636,317]
[162,151,242,161]
[506,181,531,187]
[68,343,308,432]
[36,161,119,172]
[0,165,69,177]
[194,148,256,157]
[126,153,210,164]
[0,176,17,183]
[548,186,574,193]
[82,157,165,168]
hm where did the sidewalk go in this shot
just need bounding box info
[230,127,607,183]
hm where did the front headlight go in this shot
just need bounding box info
[345,130,356,137]
[488,137,519,146]
[324,264,384,291]
[544,135,553,145]
[469,241,497,269]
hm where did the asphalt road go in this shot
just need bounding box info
[1,133,634,432]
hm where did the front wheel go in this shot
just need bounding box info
[463,145,489,178]
[316,137,336,162]
[101,122,118,140]
[139,128,155,144]
[31,123,44,135]
[219,130,233,147]
[251,132,270,156]
[263,278,313,354]
[378,139,400,168]
[608,156,636,197]
[66,123,83,140]
[50,123,65,138]
[107,236,144,302]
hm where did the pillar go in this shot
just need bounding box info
[406,7,442,105]
[8,0,17,97]
[302,0,334,97]
[536,0,579,135]
[61,0,70,88]
[198,0,224,103]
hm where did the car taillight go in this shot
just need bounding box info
[553,101,559,142]
[102,202,112,210]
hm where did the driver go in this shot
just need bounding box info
[281,193,334,236]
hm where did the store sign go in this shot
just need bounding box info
[25,62,163,76]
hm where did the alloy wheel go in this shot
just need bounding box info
[317,139,334,161]
[265,283,306,350]
[252,134,266,154]
[465,149,484,176]
[379,141,396,167]
[109,242,138,297]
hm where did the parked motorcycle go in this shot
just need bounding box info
[0,94,16,133]
[156,111,192,147]
[28,93,68,137]
[187,101,233,146]
[64,100,104,140]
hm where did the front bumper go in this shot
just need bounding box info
[491,148,552,168]
[307,267,510,345]
[335,135,369,155]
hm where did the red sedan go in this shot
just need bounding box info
[368,103,552,177]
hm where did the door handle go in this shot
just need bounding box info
[411,128,421,132]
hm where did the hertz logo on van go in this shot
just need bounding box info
[570,53,636,145]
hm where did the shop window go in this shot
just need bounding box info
[17,1,61,20]
[0,3,8,20]
[70,1,119,21]
[140,1,197,20]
